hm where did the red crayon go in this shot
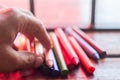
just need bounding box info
[72,27,106,58]
[59,42,75,70]
[55,28,79,66]
[67,35,95,74]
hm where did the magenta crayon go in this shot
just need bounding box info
[59,42,75,70]
[50,32,68,77]
[72,27,106,58]
[64,28,100,60]
[55,28,79,66]
[67,35,95,74]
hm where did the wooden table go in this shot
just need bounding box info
[24,58,120,80]
[0,31,120,80]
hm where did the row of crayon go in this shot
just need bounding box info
[13,27,106,78]
[48,27,106,77]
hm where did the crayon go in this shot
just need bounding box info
[50,49,60,77]
[34,40,45,68]
[59,42,75,70]
[35,42,60,77]
[64,28,100,60]
[40,63,51,75]
[34,41,49,74]
[36,41,53,68]
[55,28,79,66]
[50,32,69,77]
[44,49,54,68]
[67,36,95,74]
[72,27,106,58]
[35,41,53,68]
[40,61,60,77]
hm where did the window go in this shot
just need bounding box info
[0,0,30,11]
[1,0,120,29]
[95,0,120,29]
[34,0,91,29]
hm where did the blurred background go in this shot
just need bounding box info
[1,0,120,29]
[1,0,120,55]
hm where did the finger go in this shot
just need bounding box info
[22,18,52,51]
[0,7,12,14]
[35,41,53,68]
[14,34,44,68]
[17,51,44,69]
[0,44,43,72]
[18,8,34,16]
[44,49,53,68]
[16,51,35,69]
[34,40,45,68]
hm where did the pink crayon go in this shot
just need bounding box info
[55,28,80,66]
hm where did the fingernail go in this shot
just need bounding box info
[34,57,43,68]
[46,60,53,68]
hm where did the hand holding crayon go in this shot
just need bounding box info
[13,27,106,78]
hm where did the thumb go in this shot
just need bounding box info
[0,44,43,72]
[17,51,44,70]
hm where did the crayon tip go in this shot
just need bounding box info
[88,66,95,73]
[93,52,100,60]
[61,70,69,77]
[46,60,54,68]
[68,64,75,70]
[100,51,107,58]
[72,58,80,66]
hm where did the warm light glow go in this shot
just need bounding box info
[18,34,27,50]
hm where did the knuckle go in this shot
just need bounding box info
[26,54,35,65]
